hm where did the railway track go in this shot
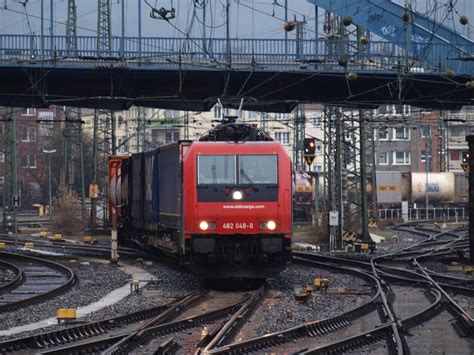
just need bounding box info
[0,252,75,313]
[0,236,147,259]
[206,224,473,354]
[0,286,267,354]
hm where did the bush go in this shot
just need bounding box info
[52,188,87,235]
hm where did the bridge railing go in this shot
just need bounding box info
[0,34,472,73]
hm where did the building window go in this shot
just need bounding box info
[0,152,4,163]
[393,127,410,140]
[22,154,36,168]
[24,108,36,116]
[421,125,431,138]
[312,115,321,127]
[393,151,410,165]
[0,176,3,185]
[421,149,432,163]
[378,128,389,141]
[164,110,179,119]
[118,115,124,127]
[313,165,322,172]
[21,127,36,142]
[449,126,466,137]
[378,152,389,165]
[165,131,179,143]
[0,124,4,134]
[275,132,290,144]
[378,105,391,115]
[275,112,290,120]
[450,151,460,161]
[247,111,256,119]
[213,105,222,119]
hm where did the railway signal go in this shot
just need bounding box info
[303,138,316,166]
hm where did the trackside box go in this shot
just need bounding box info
[129,143,182,231]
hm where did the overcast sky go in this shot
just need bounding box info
[1,0,473,40]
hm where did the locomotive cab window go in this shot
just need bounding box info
[197,155,236,185]
[238,155,278,184]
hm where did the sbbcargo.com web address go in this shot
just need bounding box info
[222,205,265,210]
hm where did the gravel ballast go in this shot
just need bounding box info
[0,259,199,341]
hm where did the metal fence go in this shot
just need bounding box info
[375,207,466,221]
[0,34,472,73]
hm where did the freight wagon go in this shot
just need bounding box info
[376,171,468,206]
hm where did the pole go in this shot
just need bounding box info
[314,173,320,226]
[226,0,231,66]
[466,135,474,263]
[41,0,44,59]
[91,112,98,227]
[425,135,430,219]
[335,109,343,250]
[285,0,288,55]
[314,4,318,58]
[138,0,142,63]
[111,211,118,263]
[121,0,125,57]
[359,110,369,241]
[79,121,86,217]
[48,153,52,220]
[50,0,54,58]
[202,1,207,53]
[11,110,18,244]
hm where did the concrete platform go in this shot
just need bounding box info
[0,263,155,336]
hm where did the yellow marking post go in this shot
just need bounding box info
[56,309,77,321]
[0,242,5,249]
[39,231,48,238]
[24,243,34,249]
[54,234,62,240]
[83,236,93,243]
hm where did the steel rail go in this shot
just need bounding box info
[0,296,186,353]
[0,237,145,258]
[207,255,382,354]
[300,290,443,354]
[0,259,23,293]
[39,294,251,354]
[0,252,76,313]
[198,285,268,353]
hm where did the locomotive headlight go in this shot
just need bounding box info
[199,221,209,231]
[232,190,243,200]
[267,220,277,230]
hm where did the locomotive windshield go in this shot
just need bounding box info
[239,155,277,184]
[197,155,236,184]
[197,154,277,185]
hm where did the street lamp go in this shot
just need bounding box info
[43,149,56,219]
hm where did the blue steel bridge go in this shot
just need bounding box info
[1,0,474,111]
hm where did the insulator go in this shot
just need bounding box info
[359,36,369,45]
[445,69,455,79]
[346,72,358,81]
[401,11,410,23]
[283,21,296,32]
[460,16,469,25]
[342,16,352,26]
[338,57,348,67]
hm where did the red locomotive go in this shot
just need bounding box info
[109,121,292,279]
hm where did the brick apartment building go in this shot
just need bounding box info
[0,107,63,207]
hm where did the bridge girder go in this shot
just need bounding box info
[0,65,471,111]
